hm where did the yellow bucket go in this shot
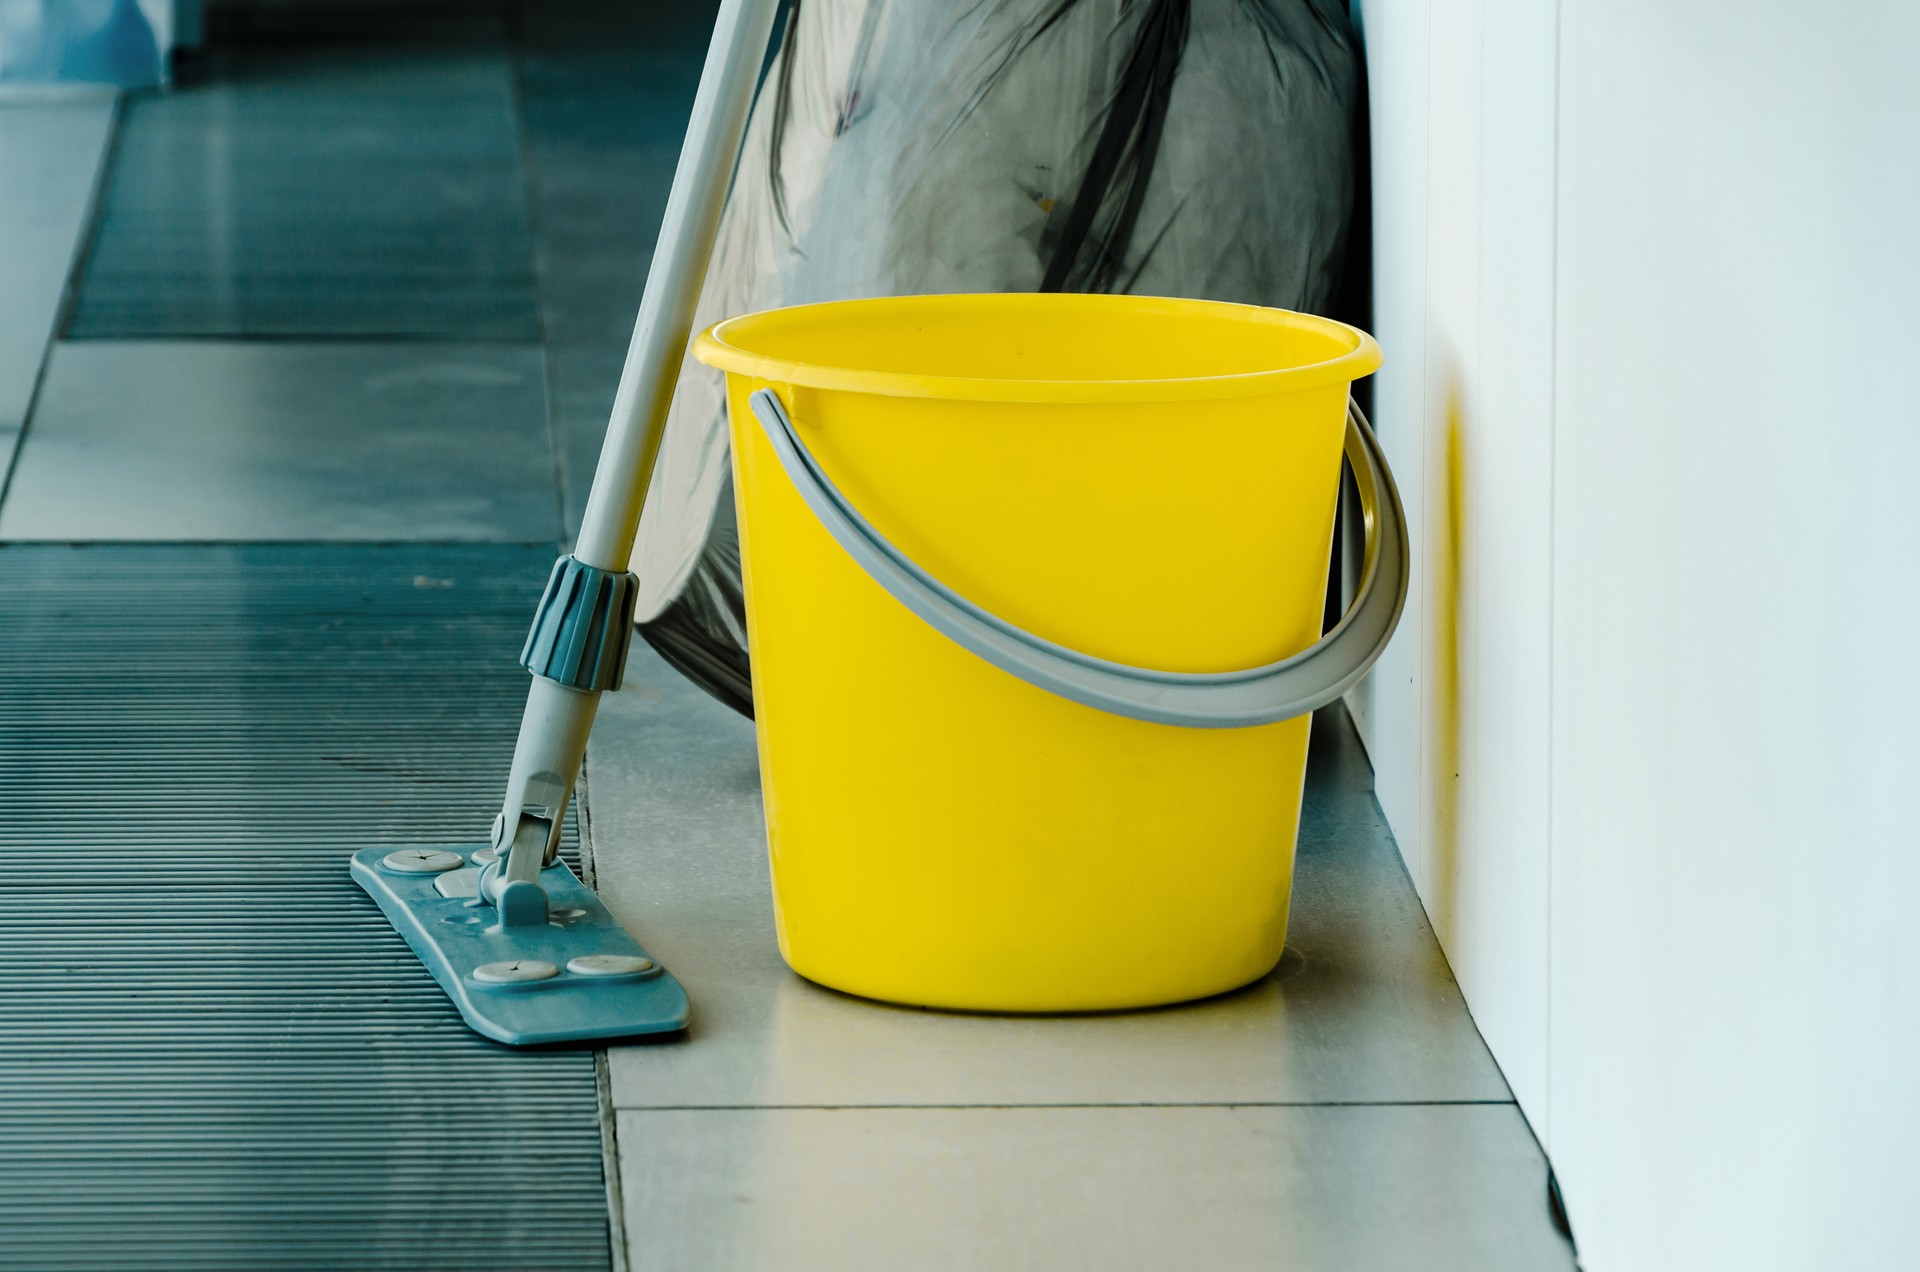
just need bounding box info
[692,293,1399,1012]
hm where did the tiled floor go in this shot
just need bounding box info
[590,659,1510,1110]
[588,649,1571,1267]
[0,5,1575,1268]
[619,1104,1568,1272]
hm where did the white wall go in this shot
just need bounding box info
[1351,0,1560,1132]
[1357,2,1920,1267]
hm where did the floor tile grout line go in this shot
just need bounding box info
[610,1100,1521,1112]
[0,93,123,518]
[57,332,549,347]
[502,5,573,541]
[0,538,570,551]
[46,93,124,345]
[595,1052,632,1272]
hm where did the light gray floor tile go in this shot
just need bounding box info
[66,17,538,340]
[0,96,116,471]
[0,341,560,541]
[592,646,1508,1107]
[617,1104,1574,1272]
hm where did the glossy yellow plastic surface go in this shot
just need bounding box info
[693,294,1380,1012]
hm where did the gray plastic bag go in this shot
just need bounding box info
[634,0,1362,715]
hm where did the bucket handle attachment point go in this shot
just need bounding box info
[747,387,1409,729]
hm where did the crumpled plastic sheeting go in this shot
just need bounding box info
[635,0,1361,717]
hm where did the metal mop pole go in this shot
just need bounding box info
[482,0,783,923]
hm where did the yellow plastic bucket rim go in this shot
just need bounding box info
[692,293,1382,405]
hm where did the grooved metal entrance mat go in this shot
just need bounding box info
[65,14,541,341]
[0,545,611,1271]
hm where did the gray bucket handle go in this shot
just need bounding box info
[747,387,1408,729]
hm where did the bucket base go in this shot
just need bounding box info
[780,943,1289,1016]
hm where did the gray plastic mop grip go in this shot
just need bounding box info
[521,556,640,692]
[747,387,1409,729]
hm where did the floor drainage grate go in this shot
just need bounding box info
[0,544,611,1271]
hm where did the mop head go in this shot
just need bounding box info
[351,847,689,1046]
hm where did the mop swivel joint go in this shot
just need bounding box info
[485,554,641,906]
[482,803,559,923]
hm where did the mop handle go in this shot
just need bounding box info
[485,0,783,902]
[573,0,785,571]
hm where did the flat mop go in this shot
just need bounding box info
[351,0,785,1046]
